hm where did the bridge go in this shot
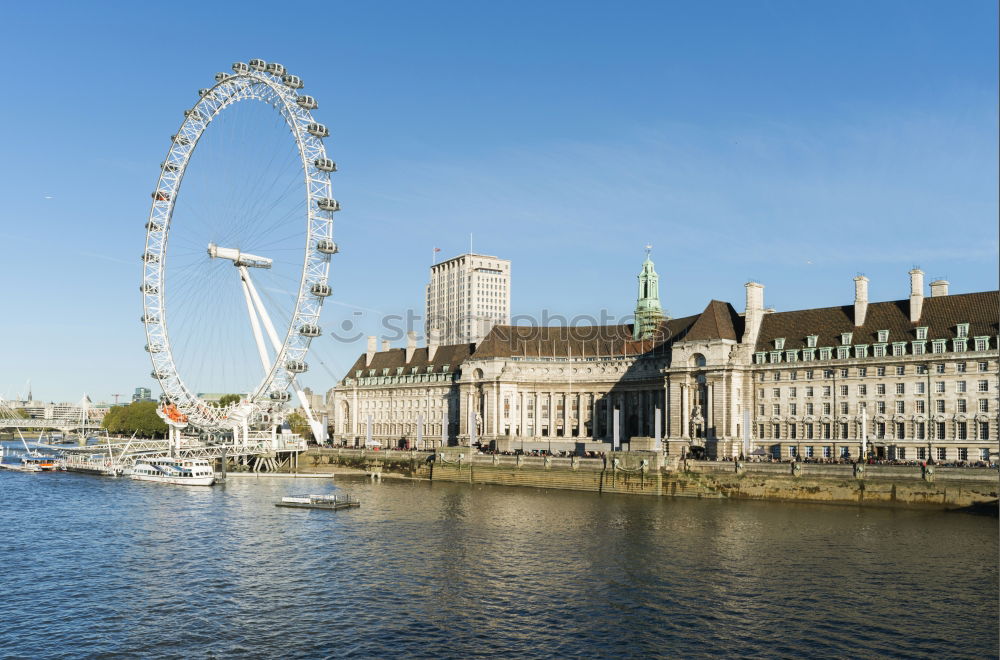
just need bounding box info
[0,418,104,434]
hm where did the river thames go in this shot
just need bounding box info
[0,468,995,659]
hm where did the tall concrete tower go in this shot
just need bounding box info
[426,253,511,345]
[633,248,664,340]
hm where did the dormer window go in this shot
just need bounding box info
[355,370,362,378]
[855,345,868,359]
[426,366,434,374]
[755,352,766,364]
[382,368,390,376]
[775,338,785,350]
[806,335,818,348]
[877,330,889,343]
[836,346,849,360]
[841,332,852,345]
[819,348,832,360]
[956,323,969,338]
[442,364,450,372]
[770,351,782,363]
[396,367,404,375]
[916,327,928,340]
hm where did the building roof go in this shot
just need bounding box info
[472,314,701,359]
[683,300,745,342]
[754,291,999,352]
[342,342,476,382]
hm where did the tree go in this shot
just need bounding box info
[101,401,167,438]
[213,393,242,408]
[285,411,312,439]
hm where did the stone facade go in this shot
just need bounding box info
[326,259,999,461]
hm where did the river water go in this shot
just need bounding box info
[0,464,996,659]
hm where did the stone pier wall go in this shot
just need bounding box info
[300,448,998,510]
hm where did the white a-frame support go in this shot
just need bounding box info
[239,265,325,442]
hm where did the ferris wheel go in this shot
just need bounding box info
[141,59,339,436]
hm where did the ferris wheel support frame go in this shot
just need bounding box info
[141,61,337,433]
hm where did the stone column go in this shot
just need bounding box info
[533,392,539,437]
[637,391,645,438]
[681,384,690,438]
[492,382,500,436]
[563,392,570,438]
[577,393,585,438]
[707,382,714,438]
[605,393,613,441]
[519,390,527,437]
[592,393,599,440]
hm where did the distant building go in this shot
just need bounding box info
[426,253,510,345]
[132,387,153,403]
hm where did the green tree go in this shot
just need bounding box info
[213,393,242,408]
[285,411,312,439]
[13,408,30,419]
[101,401,167,438]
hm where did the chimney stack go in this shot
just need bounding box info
[929,279,949,297]
[741,281,765,346]
[853,276,869,327]
[405,331,417,363]
[909,269,924,323]
[381,339,391,352]
[427,328,440,361]
[365,335,376,366]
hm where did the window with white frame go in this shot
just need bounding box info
[839,402,848,414]
[956,323,969,338]
[877,330,889,343]
[974,337,988,351]
[892,343,906,356]
[789,387,797,397]
[935,382,945,393]
[772,404,780,415]
[877,401,886,414]
[855,345,868,358]
[895,401,905,413]
[820,348,832,360]
[915,400,925,413]
[836,347,849,359]
[806,403,814,415]
[935,400,945,413]
[957,399,967,413]
[839,385,848,396]
[770,351,781,363]
[775,338,785,350]
[980,422,990,440]
[822,386,831,396]
[957,381,967,393]
[790,403,797,416]
[877,367,885,376]
[805,386,814,397]
[803,350,815,361]
[755,352,765,364]
[979,361,989,372]
[824,403,832,415]
[873,345,886,358]
[841,332,852,345]
[979,399,989,412]
[958,422,967,440]
[932,340,946,354]
[912,342,926,355]
[957,362,967,372]
[915,382,925,394]
[858,384,867,396]
[896,383,905,394]
[786,351,798,362]
[978,380,989,392]
[772,388,780,397]
[876,384,886,395]
[916,327,928,340]
[937,447,947,461]
[806,335,818,348]
[758,404,765,415]
[896,366,905,375]
[953,339,967,352]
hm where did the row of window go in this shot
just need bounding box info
[758,421,992,441]
[770,445,990,461]
[759,362,992,381]
[757,337,992,364]
[763,380,992,398]
[775,325,974,351]
[761,398,992,416]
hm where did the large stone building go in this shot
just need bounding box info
[328,257,998,462]
[426,252,511,345]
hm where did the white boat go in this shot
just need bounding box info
[129,457,216,486]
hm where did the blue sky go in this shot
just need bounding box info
[0,1,996,403]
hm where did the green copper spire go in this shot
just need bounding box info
[633,245,664,340]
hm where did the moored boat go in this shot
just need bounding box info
[130,457,215,486]
[275,494,360,510]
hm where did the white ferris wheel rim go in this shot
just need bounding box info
[141,60,337,430]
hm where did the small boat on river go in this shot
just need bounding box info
[275,494,360,510]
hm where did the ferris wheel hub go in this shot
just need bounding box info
[207,242,272,269]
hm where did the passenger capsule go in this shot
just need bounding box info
[152,190,170,202]
[232,62,249,74]
[310,283,332,298]
[248,58,267,71]
[296,95,317,110]
[170,134,190,146]
[146,220,164,232]
[198,88,209,97]
[266,62,286,76]
[160,162,179,172]
[141,252,160,263]
[316,239,339,255]
[282,74,303,89]
[214,72,231,83]
[140,283,158,294]
[145,344,163,353]
[306,122,328,138]
[269,391,291,402]
[299,324,322,337]
[314,158,337,172]
[141,314,160,324]
[184,109,203,120]
[285,360,308,374]
[316,197,340,212]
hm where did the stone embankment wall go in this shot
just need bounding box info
[300,448,998,510]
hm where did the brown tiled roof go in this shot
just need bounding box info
[472,314,701,359]
[754,291,999,352]
[342,342,476,382]
[683,300,744,342]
